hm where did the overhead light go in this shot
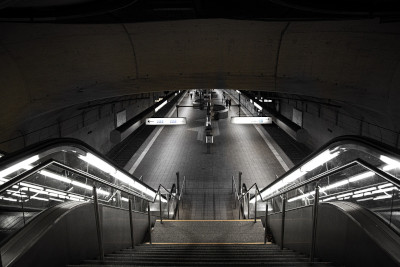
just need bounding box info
[352,193,363,198]
[0,155,39,179]
[236,90,241,94]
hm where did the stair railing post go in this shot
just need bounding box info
[280,194,286,250]
[128,197,135,249]
[238,172,242,195]
[92,185,104,261]
[147,202,152,244]
[238,194,241,219]
[159,191,163,224]
[254,190,257,223]
[176,172,180,196]
[264,201,269,244]
[247,192,250,219]
[167,193,170,219]
[310,184,320,262]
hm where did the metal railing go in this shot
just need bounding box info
[0,158,186,262]
[234,157,400,262]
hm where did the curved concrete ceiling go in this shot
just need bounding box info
[0,19,400,142]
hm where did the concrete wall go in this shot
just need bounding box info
[0,93,164,153]
[1,19,400,150]
[278,99,400,150]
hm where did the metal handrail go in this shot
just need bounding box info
[0,159,148,201]
[237,158,400,262]
[0,157,186,260]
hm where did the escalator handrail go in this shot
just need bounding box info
[258,135,400,197]
[247,158,400,203]
[0,138,156,196]
[0,159,151,202]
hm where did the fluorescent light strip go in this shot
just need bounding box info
[374,195,392,200]
[263,149,342,199]
[31,196,49,202]
[372,187,397,194]
[379,183,393,189]
[155,100,168,112]
[322,196,336,202]
[336,192,353,198]
[78,153,116,175]
[354,187,376,194]
[79,153,154,198]
[352,193,363,198]
[46,189,67,195]
[0,155,39,179]
[0,197,18,202]
[349,171,374,182]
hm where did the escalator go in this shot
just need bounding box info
[1,135,400,266]
[0,138,183,266]
[235,135,400,266]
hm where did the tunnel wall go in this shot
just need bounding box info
[1,19,400,150]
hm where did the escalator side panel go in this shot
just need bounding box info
[267,202,400,267]
[1,202,98,267]
[316,203,398,267]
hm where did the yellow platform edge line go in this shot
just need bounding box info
[156,219,261,222]
[144,242,272,245]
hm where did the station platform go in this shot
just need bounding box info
[113,90,308,219]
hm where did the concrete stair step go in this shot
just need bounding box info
[80,260,332,266]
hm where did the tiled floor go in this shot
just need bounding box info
[131,90,286,219]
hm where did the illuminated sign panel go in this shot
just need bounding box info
[146,118,186,125]
[231,117,272,124]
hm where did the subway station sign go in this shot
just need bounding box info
[146,117,187,125]
[231,116,272,124]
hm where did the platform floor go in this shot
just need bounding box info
[128,90,288,219]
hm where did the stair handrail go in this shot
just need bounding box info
[179,175,186,200]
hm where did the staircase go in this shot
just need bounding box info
[69,220,333,266]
